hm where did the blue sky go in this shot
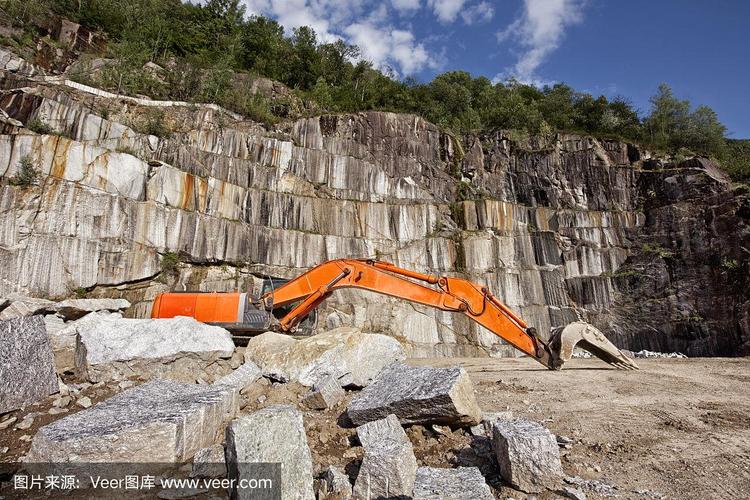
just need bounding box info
[244,0,749,138]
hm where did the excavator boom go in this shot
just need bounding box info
[151,259,637,370]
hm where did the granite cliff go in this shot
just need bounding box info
[1,47,748,358]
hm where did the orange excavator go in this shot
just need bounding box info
[151,259,637,370]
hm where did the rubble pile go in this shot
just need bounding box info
[1,297,583,497]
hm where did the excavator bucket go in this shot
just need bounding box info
[548,321,638,370]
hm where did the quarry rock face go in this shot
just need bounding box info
[353,414,417,499]
[25,379,238,463]
[74,316,235,383]
[0,315,58,413]
[244,327,405,386]
[225,405,314,500]
[347,363,482,426]
[0,57,747,357]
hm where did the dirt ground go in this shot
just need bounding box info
[412,356,750,499]
[2,357,749,499]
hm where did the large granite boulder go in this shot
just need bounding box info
[0,316,58,413]
[490,417,564,492]
[52,298,130,320]
[347,363,482,426]
[413,467,494,499]
[25,379,238,463]
[244,327,405,387]
[225,405,314,500]
[75,316,235,383]
[353,414,417,499]
[47,311,120,373]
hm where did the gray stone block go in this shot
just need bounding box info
[244,328,405,387]
[74,316,235,383]
[413,467,494,499]
[353,414,417,499]
[303,374,345,410]
[213,361,262,392]
[52,298,130,320]
[491,417,564,492]
[470,411,514,437]
[191,444,227,478]
[225,405,314,500]
[0,316,58,413]
[348,363,482,426]
[320,466,352,499]
[0,294,53,320]
[25,379,238,463]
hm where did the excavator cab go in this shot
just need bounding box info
[260,277,318,334]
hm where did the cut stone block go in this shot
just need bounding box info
[244,327,405,387]
[353,414,417,499]
[0,294,53,320]
[347,363,482,426]
[470,411,514,437]
[213,361,262,392]
[25,379,238,463]
[413,467,494,499]
[491,417,564,492]
[225,405,314,500]
[191,444,227,479]
[75,316,234,383]
[320,466,352,499]
[303,374,345,410]
[0,316,58,413]
[52,298,130,320]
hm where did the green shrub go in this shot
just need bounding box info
[132,110,170,138]
[26,117,54,135]
[160,252,180,275]
[720,139,750,182]
[9,155,39,186]
[642,243,674,259]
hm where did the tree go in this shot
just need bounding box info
[288,26,321,90]
[644,83,726,156]
[240,16,290,81]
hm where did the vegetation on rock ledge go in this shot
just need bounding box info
[1,0,747,180]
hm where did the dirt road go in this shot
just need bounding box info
[412,357,750,499]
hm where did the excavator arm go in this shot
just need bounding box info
[257,259,637,370]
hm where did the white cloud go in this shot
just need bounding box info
[344,22,434,75]
[460,1,494,25]
[242,0,436,75]
[427,0,468,23]
[391,0,421,14]
[495,0,586,84]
